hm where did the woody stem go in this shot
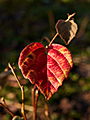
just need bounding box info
[0,98,15,117]
[32,86,39,120]
[8,63,27,120]
[48,33,59,46]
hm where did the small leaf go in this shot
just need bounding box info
[55,13,78,45]
[18,42,73,100]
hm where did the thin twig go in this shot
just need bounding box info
[35,90,39,120]
[65,13,76,22]
[8,63,21,88]
[8,63,27,120]
[32,87,36,120]
[21,86,27,120]
[0,98,44,112]
[44,104,51,120]
[32,86,39,120]
[1,97,7,106]
[0,98,15,117]
[35,90,39,107]
[48,33,59,47]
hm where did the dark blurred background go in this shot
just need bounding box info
[0,0,90,120]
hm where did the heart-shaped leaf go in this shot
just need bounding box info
[18,42,73,100]
[55,13,78,45]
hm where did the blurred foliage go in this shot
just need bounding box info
[0,0,90,120]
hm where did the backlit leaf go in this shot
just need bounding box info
[18,42,73,100]
[55,13,78,45]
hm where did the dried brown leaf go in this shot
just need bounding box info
[55,13,78,45]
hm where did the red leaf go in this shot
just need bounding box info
[18,42,73,100]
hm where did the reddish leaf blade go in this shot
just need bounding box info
[50,44,73,68]
[47,44,73,99]
[18,42,73,100]
[55,14,78,45]
[48,46,72,78]
[18,42,47,84]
